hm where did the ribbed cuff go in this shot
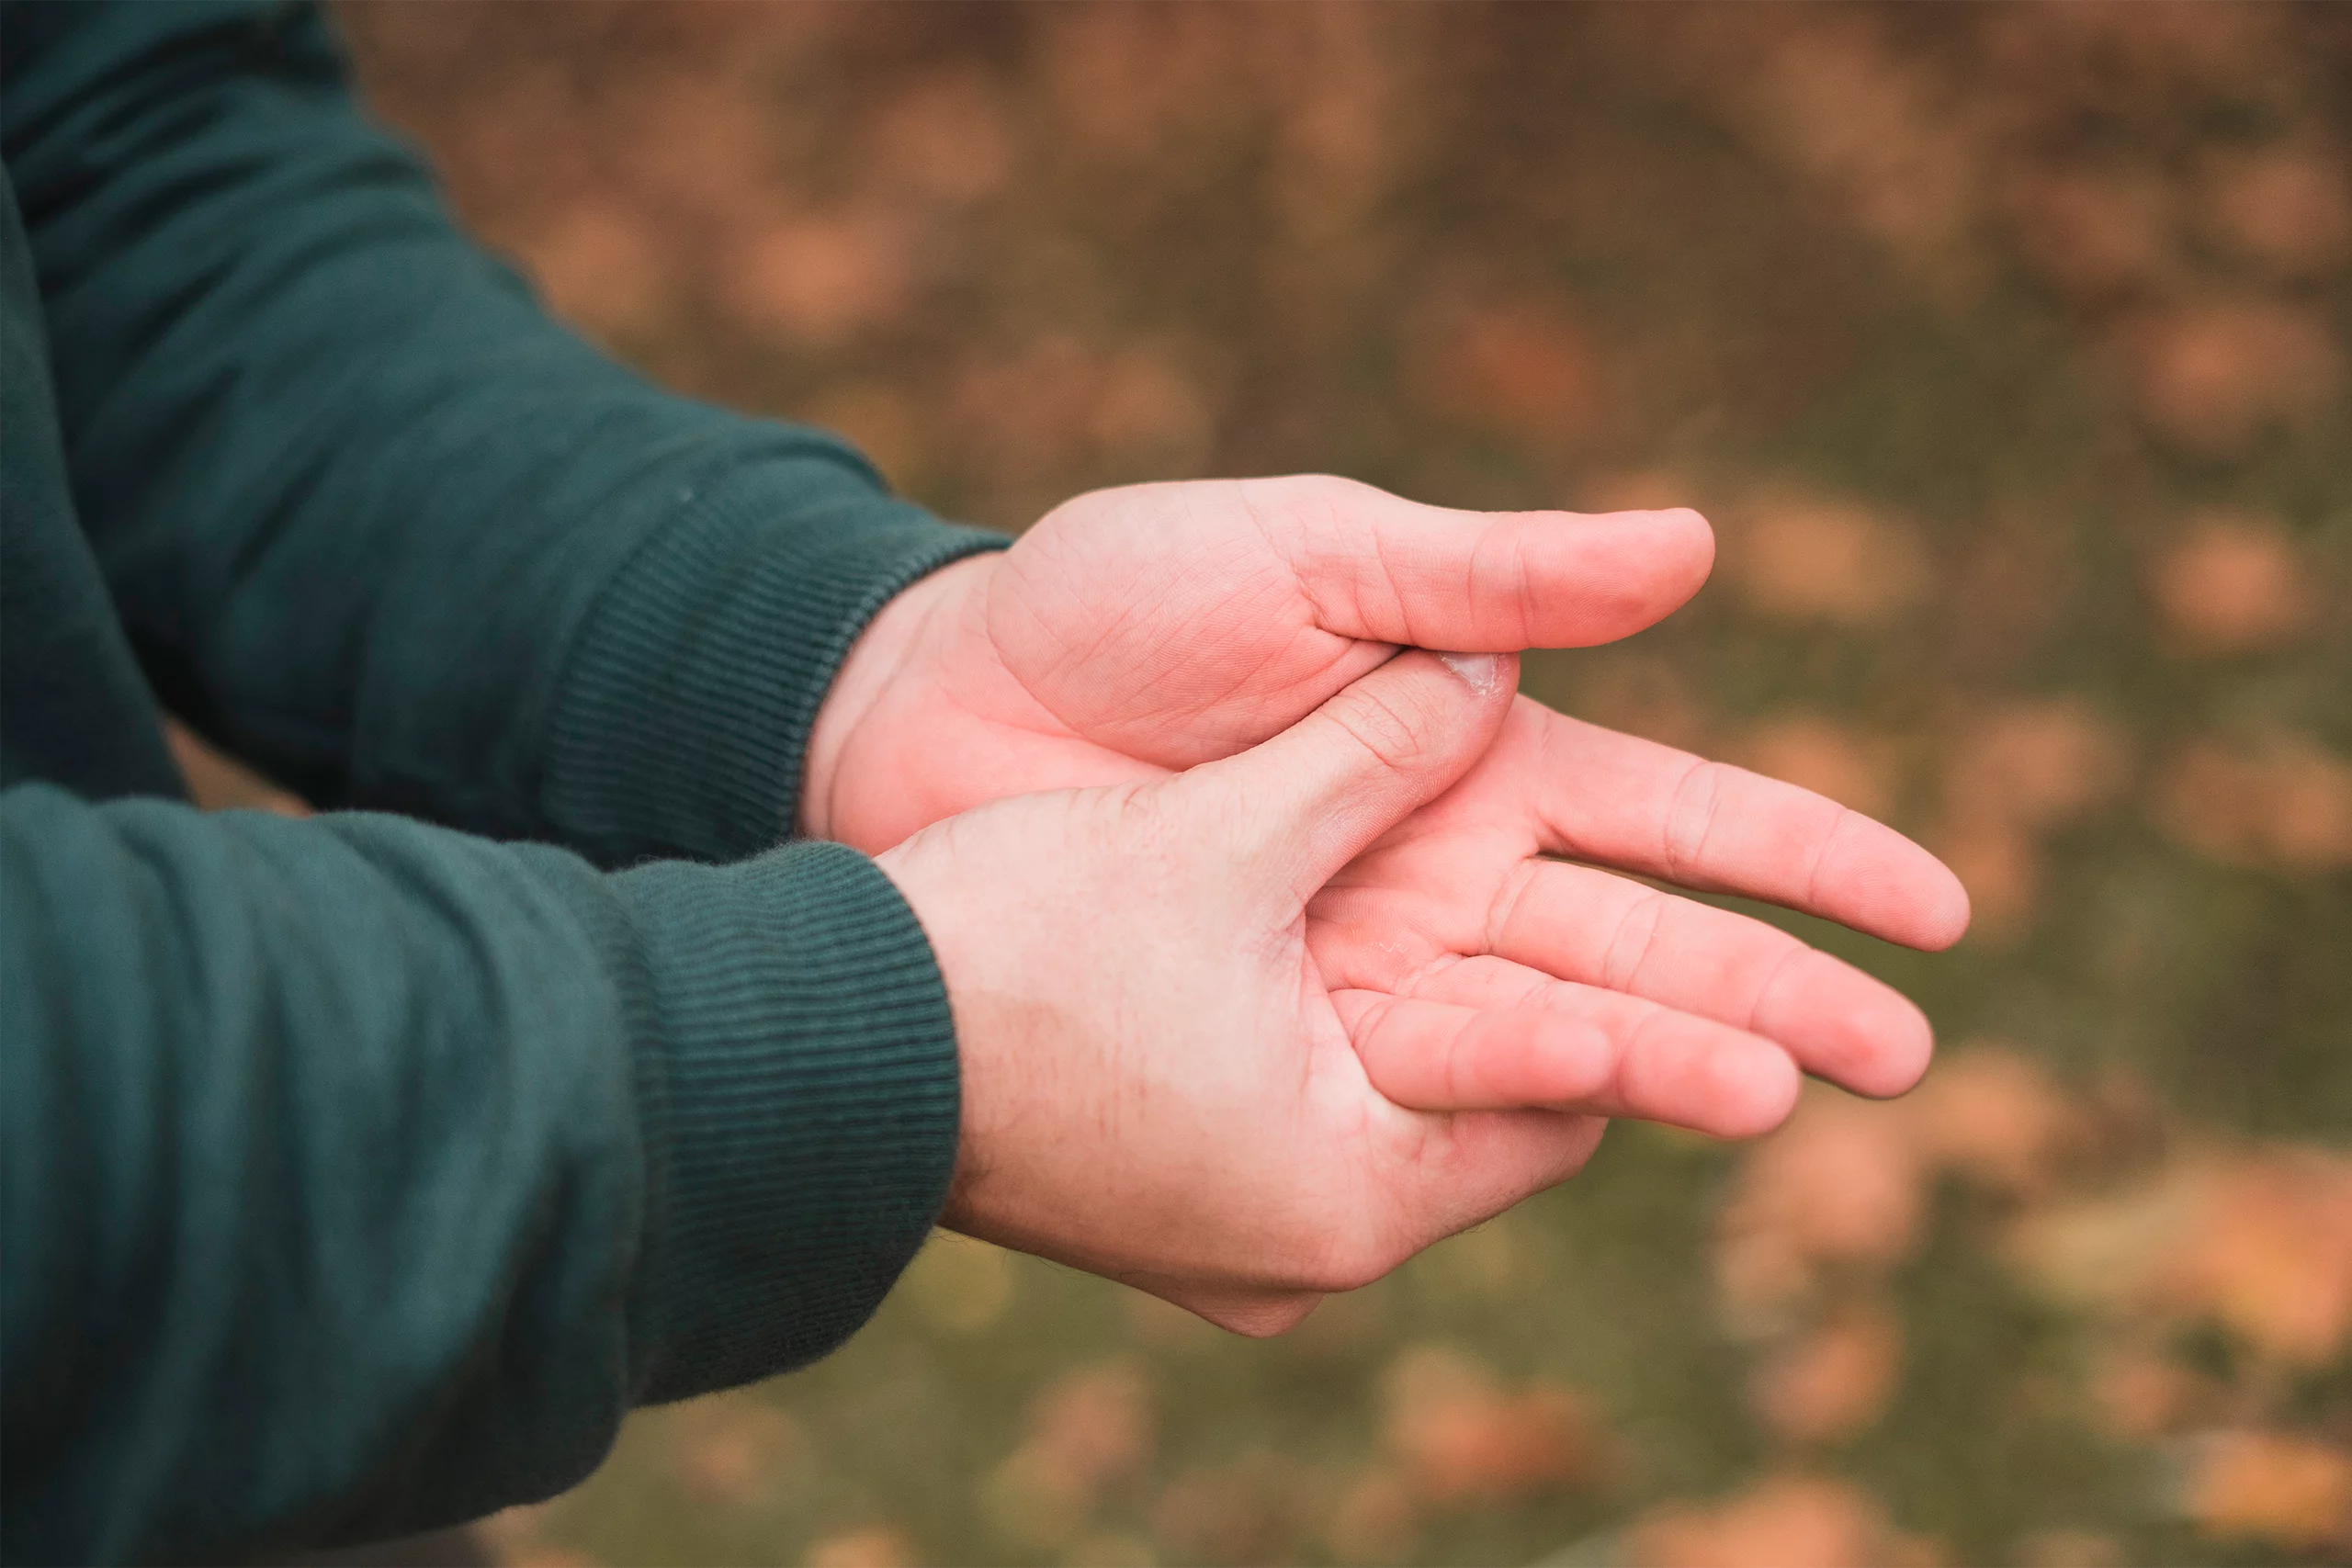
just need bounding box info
[542,461,1007,866]
[608,840,960,1402]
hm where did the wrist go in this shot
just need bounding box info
[799,553,999,840]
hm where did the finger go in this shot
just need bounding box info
[1184,648,1518,898]
[1526,711,1972,950]
[1334,981,1802,1138]
[1487,859,1934,1097]
[1398,1109,1611,1243]
[1242,474,1716,650]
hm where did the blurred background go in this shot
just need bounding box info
[322,4,2352,1564]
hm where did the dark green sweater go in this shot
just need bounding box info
[0,4,1004,1561]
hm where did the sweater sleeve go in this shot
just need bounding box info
[0,782,961,1565]
[0,0,1004,863]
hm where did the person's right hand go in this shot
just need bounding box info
[882,647,1797,1334]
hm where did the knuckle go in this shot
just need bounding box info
[1662,758,1726,878]
[1329,683,1440,773]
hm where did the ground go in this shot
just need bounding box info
[323,6,2352,1563]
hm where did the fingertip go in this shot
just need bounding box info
[1820,821,1976,952]
[1914,863,1973,952]
[1700,1038,1804,1140]
[1525,507,1716,647]
[1641,505,1717,580]
[1836,988,1938,1100]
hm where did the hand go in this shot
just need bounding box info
[879,649,1608,1334]
[804,475,1716,851]
[820,477,1969,1125]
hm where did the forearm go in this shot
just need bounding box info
[0,785,957,1562]
[0,0,1001,860]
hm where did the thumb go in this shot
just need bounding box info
[1179,648,1518,900]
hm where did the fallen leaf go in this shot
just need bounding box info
[2122,299,2341,457]
[2005,167,2179,302]
[866,70,1013,205]
[1151,1457,1299,1566]
[523,201,671,342]
[1946,698,2131,832]
[1629,1473,1932,1568]
[2091,1349,2220,1441]
[804,1526,917,1568]
[668,1399,812,1506]
[2155,736,2352,871]
[1749,1302,1905,1444]
[1729,493,1929,627]
[2149,513,2314,652]
[1410,299,1599,451]
[981,1361,1156,1548]
[2186,1430,2352,1551]
[721,209,914,349]
[1719,1092,1926,1332]
[1907,1043,2079,1195]
[1381,1347,1605,1505]
[2152,1150,2352,1367]
[2199,144,2352,281]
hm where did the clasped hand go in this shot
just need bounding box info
[807,477,1969,1334]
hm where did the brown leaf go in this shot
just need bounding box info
[1728,717,1899,821]
[1381,1348,1606,1506]
[1151,1456,1300,1565]
[668,1399,812,1506]
[1629,1474,1933,1568]
[803,1526,917,1568]
[1728,493,1928,627]
[1409,299,1599,451]
[2155,736,2352,871]
[2199,144,2352,282]
[2152,1150,2352,1367]
[2005,167,2179,304]
[1718,1094,1926,1330]
[1749,1302,1905,1445]
[2122,299,2342,457]
[2090,1349,2221,1441]
[866,71,1013,205]
[2186,1430,2352,1551]
[1907,1044,2079,1196]
[523,202,671,342]
[980,1361,1156,1548]
[1945,698,2132,832]
[2149,513,2314,653]
[720,210,914,349]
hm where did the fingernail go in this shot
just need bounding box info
[1437,651,1501,694]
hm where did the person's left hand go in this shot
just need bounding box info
[807,476,1968,1122]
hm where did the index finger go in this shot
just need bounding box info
[1523,706,1971,951]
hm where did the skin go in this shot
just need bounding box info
[814,475,1970,1330]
